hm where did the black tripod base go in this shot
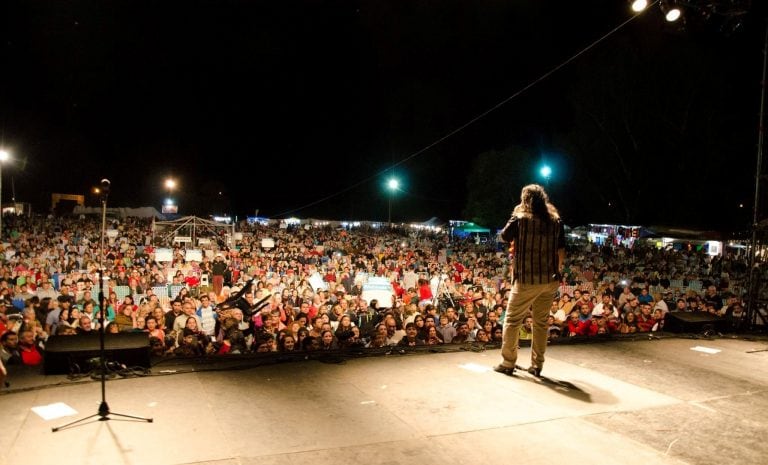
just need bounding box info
[52,401,153,432]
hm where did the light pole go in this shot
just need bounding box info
[164,178,176,201]
[0,150,9,241]
[164,178,176,213]
[387,178,399,227]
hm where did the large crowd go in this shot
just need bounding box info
[0,214,752,373]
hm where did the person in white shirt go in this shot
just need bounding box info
[549,298,566,325]
[653,293,669,315]
[402,267,418,291]
[592,293,617,318]
[195,295,217,336]
[174,301,202,333]
[429,273,442,300]
[36,281,59,301]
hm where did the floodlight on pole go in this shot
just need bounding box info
[387,177,399,227]
[163,178,178,213]
[0,149,10,241]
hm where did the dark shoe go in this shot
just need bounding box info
[493,364,515,376]
[527,366,542,377]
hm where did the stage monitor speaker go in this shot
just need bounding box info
[664,311,725,334]
[44,333,151,375]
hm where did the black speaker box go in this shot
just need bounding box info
[664,311,725,333]
[44,333,151,375]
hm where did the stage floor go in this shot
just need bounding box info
[1,336,766,465]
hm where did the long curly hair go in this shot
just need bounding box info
[512,184,560,221]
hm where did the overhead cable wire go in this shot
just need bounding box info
[272,4,656,218]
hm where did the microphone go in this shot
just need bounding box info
[100,178,111,194]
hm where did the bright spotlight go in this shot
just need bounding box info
[387,178,399,190]
[631,0,648,12]
[540,165,552,179]
[665,7,681,22]
[0,150,9,162]
[165,198,174,206]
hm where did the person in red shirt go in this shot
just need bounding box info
[636,303,657,332]
[324,268,337,284]
[18,329,43,366]
[391,280,405,299]
[417,278,433,305]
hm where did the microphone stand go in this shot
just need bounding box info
[53,179,153,432]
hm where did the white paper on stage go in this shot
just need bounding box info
[185,249,203,262]
[155,248,173,262]
[690,346,721,355]
[31,402,78,421]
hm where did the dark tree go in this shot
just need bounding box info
[463,147,538,228]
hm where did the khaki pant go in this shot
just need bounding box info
[500,280,559,370]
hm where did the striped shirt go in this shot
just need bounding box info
[501,215,565,285]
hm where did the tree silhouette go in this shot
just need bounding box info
[463,146,538,228]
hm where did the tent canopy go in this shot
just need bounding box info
[453,222,491,234]
[419,217,445,227]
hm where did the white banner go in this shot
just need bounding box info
[308,272,327,291]
[155,248,173,262]
[185,249,203,262]
[362,277,394,309]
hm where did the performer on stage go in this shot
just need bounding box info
[494,184,565,377]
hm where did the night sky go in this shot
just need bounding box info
[0,1,764,230]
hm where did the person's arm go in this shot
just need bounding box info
[499,216,518,244]
[0,357,6,390]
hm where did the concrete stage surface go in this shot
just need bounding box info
[1,336,766,465]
